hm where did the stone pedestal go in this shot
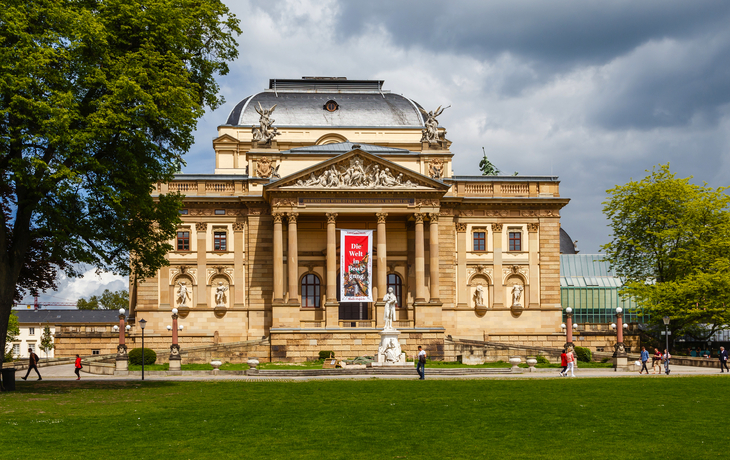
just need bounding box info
[169,356,181,371]
[115,357,128,371]
[613,356,629,372]
[370,329,411,367]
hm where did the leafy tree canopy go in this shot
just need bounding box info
[0,0,241,367]
[602,164,730,338]
[77,289,128,310]
[40,324,54,356]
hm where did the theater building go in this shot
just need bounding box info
[131,78,570,361]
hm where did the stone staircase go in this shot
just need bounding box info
[254,367,512,377]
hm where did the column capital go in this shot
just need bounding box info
[527,223,539,233]
[414,213,426,224]
[287,212,299,224]
[232,222,245,232]
[428,213,439,223]
[326,212,338,224]
[272,212,284,224]
[376,212,388,224]
[455,222,467,233]
[195,222,208,232]
[491,223,503,232]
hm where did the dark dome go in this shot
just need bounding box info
[560,228,578,254]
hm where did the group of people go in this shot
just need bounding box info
[559,348,577,377]
[639,347,672,375]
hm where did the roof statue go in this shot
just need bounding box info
[252,102,280,144]
[419,105,449,145]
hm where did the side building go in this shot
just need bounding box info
[130,77,572,361]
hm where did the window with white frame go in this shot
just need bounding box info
[29,327,35,335]
[13,344,20,356]
[28,344,35,353]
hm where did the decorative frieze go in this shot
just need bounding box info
[195,222,207,232]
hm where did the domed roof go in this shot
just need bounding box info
[560,228,578,254]
[225,78,426,128]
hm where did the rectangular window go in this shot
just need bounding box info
[177,231,190,251]
[13,344,20,355]
[214,232,227,251]
[179,209,188,215]
[214,209,226,215]
[473,232,486,251]
[28,344,35,353]
[92,350,100,355]
[509,232,522,251]
[29,327,35,335]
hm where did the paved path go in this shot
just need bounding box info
[12,363,730,382]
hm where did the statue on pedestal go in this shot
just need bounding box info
[215,281,229,307]
[177,281,190,307]
[474,285,485,307]
[511,285,523,307]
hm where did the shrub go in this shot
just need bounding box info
[128,348,157,366]
[574,346,592,363]
[318,350,335,360]
[601,357,611,363]
[536,355,550,364]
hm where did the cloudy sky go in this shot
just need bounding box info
[27,0,730,305]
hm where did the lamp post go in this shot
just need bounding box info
[662,316,670,354]
[564,307,574,348]
[116,308,128,371]
[613,307,628,371]
[169,308,181,371]
[139,318,147,381]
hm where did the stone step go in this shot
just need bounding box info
[255,367,513,377]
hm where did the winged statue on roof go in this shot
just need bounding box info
[419,105,449,145]
[252,102,280,144]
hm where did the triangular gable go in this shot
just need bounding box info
[212,133,238,145]
[264,149,450,192]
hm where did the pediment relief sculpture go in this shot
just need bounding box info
[292,155,426,189]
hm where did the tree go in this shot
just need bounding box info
[479,148,500,175]
[40,324,54,359]
[77,289,128,310]
[0,0,241,369]
[602,164,730,340]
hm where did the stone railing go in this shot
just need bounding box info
[447,178,559,198]
[339,320,376,328]
[502,183,529,195]
[169,182,198,193]
[205,182,235,194]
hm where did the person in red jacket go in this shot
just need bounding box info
[559,350,568,377]
[74,354,82,380]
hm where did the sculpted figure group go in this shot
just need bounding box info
[295,156,417,189]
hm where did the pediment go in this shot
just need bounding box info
[212,133,238,145]
[265,149,449,192]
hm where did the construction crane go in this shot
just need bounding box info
[15,296,77,310]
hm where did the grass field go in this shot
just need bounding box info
[0,376,724,459]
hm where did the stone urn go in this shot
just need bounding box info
[210,360,222,370]
[526,357,538,372]
[509,356,522,370]
[247,358,259,370]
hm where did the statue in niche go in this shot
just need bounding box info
[176,281,191,307]
[383,287,398,330]
[419,106,449,145]
[511,285,523,307]
[474,285,485,307]
[215,281,229,307]
[252,102,280,144]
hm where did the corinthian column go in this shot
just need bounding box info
[325,212,339,327]
[414,213,426,302]
[376,213,388,301]
[287,212,299,305]
[272,213,284,303]
[429,213,440,302]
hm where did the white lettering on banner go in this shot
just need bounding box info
[340,230,373,303]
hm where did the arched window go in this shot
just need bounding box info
[300,274,321,308]
[387,273,403,308]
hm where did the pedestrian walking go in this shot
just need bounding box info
[559,349,568,377]
[719,346,729,373]
[74,354,82,380]
[639,346,650,374]
[416,346,426,380]
[21,348,42,381]
[652,348,662,374]
[662,349,671,375]
[566,348,576,377]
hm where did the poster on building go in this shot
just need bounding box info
[340,230,373,302]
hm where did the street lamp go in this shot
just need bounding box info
[139,318,147,381]
[662,316,670,354]
[564,307,574,348]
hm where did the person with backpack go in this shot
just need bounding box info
[74,354,82,380]
[662,349,671,375]
[416,346,427,380]
[719,346,729,373]
[21,348,42,381]
[559,349,568,377]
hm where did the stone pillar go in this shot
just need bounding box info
[613,309,628,371]
[287,212,299,305]
[527,223,540,307]
[169,312,181,371]
[272,213,284,303]
[325,212,339,327]
[414,213,426,302]
[115,314,128,372]
[233,222,246,308]
[428,213,440,303]
[159,256,170,309]
[195,222,208,308]
[456,223,468,307]
[376,212,388,328]
[565,309,574,347]
[491,223,504,307]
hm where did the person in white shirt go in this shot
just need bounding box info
[417,346,427,380]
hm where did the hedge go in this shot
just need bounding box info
[574,346,592,363]
[129,348,157,366]
[318,350,335,360]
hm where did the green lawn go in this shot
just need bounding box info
[0,377,724,459]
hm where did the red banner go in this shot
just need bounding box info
[340,230,373,302]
